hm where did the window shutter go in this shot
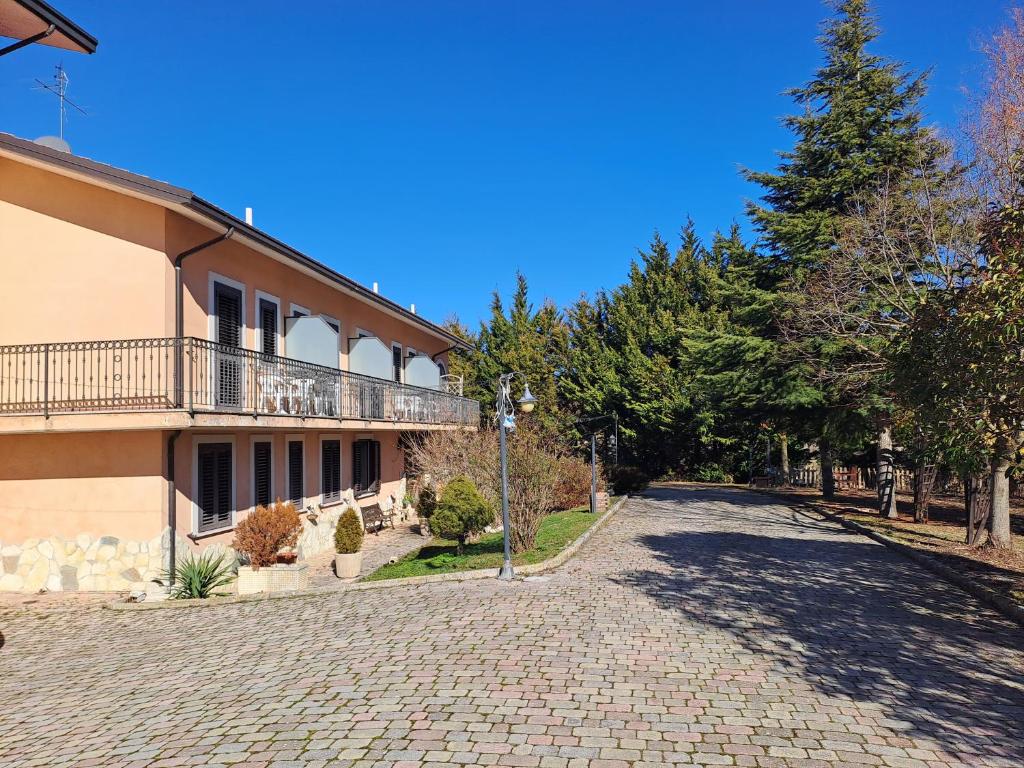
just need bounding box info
[352,441,365,493]
[321,440,341,503]
[253,441,272,507]
[392,346,402,382]
[372,440,381,492]
[288,440,304,504]
[259,300,277,356]
[198,442,233,532]
[214,284,242,348]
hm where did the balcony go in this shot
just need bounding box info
[0,337,480,428]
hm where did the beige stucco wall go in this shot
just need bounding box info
[173,428,406,552]
[0,430,165,542]
[0,156,170,344]
[0,156,452,369]
[168,214,451,373]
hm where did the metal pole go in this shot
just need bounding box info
[590,433,597,514]
[498,412,513,580]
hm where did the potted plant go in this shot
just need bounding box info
[334,506,364,578]
[232,501,307,595]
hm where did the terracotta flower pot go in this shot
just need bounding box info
[335,552,362,579]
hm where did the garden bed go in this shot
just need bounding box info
[364,501,617,581]
[762,486,1024,607]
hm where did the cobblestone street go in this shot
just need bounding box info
[1,486,1022,768]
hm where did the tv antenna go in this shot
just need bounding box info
[35,63,87,141]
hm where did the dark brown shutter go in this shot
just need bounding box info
[214,283,242,348]
[392,346,402,382]
[372,440,381,492]
[259,299,277,356]
[288,440,304,504]
[352,440,365,493]
[198,442,233,532]
[253,441,272,507]
[321,439,341,503]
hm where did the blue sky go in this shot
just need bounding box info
[0,1,1008,329]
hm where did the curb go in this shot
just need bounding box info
[107,496,628,611]
[754,488,1024,629]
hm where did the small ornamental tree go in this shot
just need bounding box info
[232,501,301,570]
[334,507,364,554]
[428,476,492,555]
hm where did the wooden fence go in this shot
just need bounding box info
[785,464,1024,500]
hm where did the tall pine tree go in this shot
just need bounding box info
[744,0,934,499]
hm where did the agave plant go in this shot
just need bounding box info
[164,551,236,599]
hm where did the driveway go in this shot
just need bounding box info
[1,486,1022,768]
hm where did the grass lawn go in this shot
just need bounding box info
[364,501,617,581]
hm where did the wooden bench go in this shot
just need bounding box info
[360,503,396,534]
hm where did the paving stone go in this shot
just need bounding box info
[1,486,1022,767]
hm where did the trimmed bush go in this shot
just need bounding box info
[427,476,492,554]
[165,551,235,599]
[692,464,733,484]
[232,500,302,570]
[553,454,605,510]
[608,464,648,495]
[334,506,364,554]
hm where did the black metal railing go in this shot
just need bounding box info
[0,337,480,427]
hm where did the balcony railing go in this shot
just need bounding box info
[0,337,480,427]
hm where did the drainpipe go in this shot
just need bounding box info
[173,227,235,407]
[166,228,233,587]
[431,345,458,362]
[166,429,181,587]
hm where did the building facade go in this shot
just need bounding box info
[0,133,479,592]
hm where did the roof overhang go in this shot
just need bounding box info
[0,132,471,353]
[0,0,97,55]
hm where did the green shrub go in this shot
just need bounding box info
[427,476,492,554]
[692,464,733,484]
[165,551,235,599]
[334,507,364,554]
[608,464,648,495]
[417,485,438,518]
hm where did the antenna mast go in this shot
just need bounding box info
[35,63,87,141]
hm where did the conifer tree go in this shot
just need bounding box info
[744,0,935,500]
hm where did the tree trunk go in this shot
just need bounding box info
[989,435,1014,550]
[966,471,991,545]
[780,434,790,486]
[820,438,835,500]
[877,422,898,519]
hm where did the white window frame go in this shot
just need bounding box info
[254,291,281,358]
[391,342,404,383]
[250,434,274,510]
[191,434,237,537]
[319,434,343,506]
[285,433,305,508]
[321,314,342,368]
[289,302,310,318]
[207,272,247,346]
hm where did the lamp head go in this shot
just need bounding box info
[518,382,537,413]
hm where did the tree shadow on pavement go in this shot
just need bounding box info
[614,488,1024,763]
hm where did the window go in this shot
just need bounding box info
[391,343,403,383]
[258,298,279,356]
[290,303,309,318]
[438,361,447,378]
[252,439,272,508]
[287,438,304,505]
[352,438,381,496]
[197,441,233,533]
[321,439,342,504]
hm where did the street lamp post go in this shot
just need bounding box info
[497,372,536,581]
[576,413,618,514]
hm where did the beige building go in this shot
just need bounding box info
[0,133,479,592]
